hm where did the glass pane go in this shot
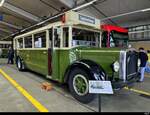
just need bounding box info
[54,27,61,48]
[72,28,100,47]
[25,36,32,48]
[63,27,69,47]
[110,31,128,48]
[49,29,52,48]
[17,38,23,48]
[34,32,46,48]
[102,31,108,47]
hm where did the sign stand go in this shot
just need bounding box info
[98,94,101,112]
[89,81,114,113]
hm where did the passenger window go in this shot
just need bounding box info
[34,32,46,48]
[102,31,108,47]
[49,29,52,48]
[0,44,2,48]
[54,27,61,48]
[72,28,99,47]
[25,36,32,48]
[17,38,23,48]
[63,27,69,47]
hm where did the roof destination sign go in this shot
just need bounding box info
[65,11,100,29]
[79,14,95,24]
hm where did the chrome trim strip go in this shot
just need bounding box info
[127,73,137,77]
[119,50,126,82]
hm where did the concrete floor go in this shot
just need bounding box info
[0,58,150,112]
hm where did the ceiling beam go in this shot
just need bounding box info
[0,28,12,33]
[84,0,117,25]
[0,21,22,29]
[0,34,5,37]
[0,0,41,22]
[59,0,76,8]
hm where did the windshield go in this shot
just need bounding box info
[109,31,129,48]
[72,28,100,47]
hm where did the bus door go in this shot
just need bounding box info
[49,27,62,80]
[48,28,53,76]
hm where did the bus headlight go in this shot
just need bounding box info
[138,59,141,67]
[113,61,120,72]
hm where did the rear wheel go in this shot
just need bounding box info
[68,68,95,104]
[17,58,24,71]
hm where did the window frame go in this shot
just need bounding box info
[33,31,47,49]
[71,26,101,48]
[24,35,33,49]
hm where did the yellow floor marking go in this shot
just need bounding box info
[0,69,49,112]
[124,87,150,96]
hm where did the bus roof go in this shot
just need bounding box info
[101,24,128,33]
[15,11,100,39]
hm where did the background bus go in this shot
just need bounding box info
[101,24,129,48]
[0,41,12,58]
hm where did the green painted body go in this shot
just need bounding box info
[17,50,48,75]
[16,46,121,83]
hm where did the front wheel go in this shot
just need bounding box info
[68,68,95,104]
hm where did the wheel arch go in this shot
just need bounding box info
[64,59,107,84]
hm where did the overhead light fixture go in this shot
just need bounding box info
[0,0,5,7]
[141,8,150,12]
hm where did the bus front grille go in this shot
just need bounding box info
[126,51,138,80]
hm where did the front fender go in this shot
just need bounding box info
[64,60,107,83]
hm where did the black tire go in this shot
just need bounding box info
[68,68,95,104]
[17,58,24,71]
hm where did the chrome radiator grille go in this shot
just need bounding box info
[119,51,127,82]
[119,50,138,82]
[126,51,138,80]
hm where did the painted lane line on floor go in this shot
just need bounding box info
[124,87,150,96]
[0,69,49,112]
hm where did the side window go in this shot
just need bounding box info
[0,44,2,48]
[63,27,69,47]
[25,36,32,48]
[17,38,23,48]
[34,32,46,48]
[49,29,52,48]
[102,31,108,47]
[54,27,61,48]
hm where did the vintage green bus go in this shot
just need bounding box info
[14,11,139,103]
[0,41,12,58]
